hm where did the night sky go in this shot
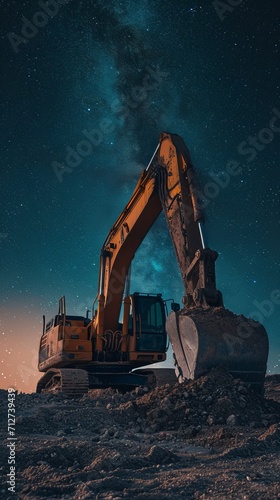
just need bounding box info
[1,0,279,391]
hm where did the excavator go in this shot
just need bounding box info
[37,132,269,395]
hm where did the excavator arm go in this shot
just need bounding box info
[154,132,223,308]
[94,133,222,337]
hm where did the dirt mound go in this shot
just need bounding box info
[264,374,280,402]
[0,369,279,440]
[1,370,280,499]
[113,369,280,434]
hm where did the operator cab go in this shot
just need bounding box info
[131,293,167,352]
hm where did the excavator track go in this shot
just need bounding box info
[36,368,89,396]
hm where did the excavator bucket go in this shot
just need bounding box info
[166,306,269,393]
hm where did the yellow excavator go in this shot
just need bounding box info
[37,132,269,395]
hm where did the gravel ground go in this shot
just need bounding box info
[0,369,280,499]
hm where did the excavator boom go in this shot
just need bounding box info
[94,133,222,337]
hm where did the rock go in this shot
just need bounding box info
[238,385,247,394]
[216,427,226,440]
[226,414,238,426]
[249,421,259,428]
[135,386,145,396]
[207,415,216,426]
[147,408,161,420]
[146,445,178,464]
[150,424,158,432]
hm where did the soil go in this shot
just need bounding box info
[1,369,280,499]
